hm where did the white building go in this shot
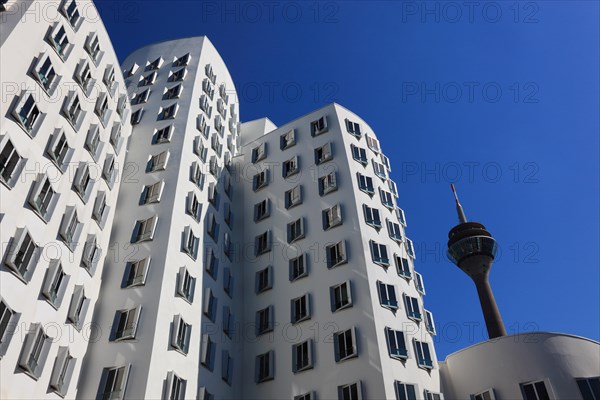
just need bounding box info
[0,1,131,399]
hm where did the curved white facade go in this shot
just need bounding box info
[0,1,132,399]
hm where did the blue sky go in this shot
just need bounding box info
[96,0,599,359]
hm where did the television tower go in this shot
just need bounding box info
[446,184,507,339]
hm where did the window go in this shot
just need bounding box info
[389,179,398,197]
[370,240,389,266]
[0,299,19,356]
[413,340,433,369]
[521,381,551,400]
[346,119,361,137]
[223,268,233,297]
[59,207,80,246]
[4,227,38,281]
[132,216,158,243]
[362,205,381,229]
[287,218,305,243]
[122,257,151,288]
[165,371,186,400]
[84,32,101,63]
[315,142,333,165]
[159,103,178,120]
[289,254,308,281]
[0,136,24,187]
[198,387,215,400]
[182,226,199,259]
[211,134,222,155]
[256,305,274,336]
[386,328,408,360]
[285,185,302,209]
[222,350,233,385]
[206,212,218,241]
[252,143,266,163]
[294,393,315,400]
[85,125,102,160]
[205,64,217,83]
[190,162,205,189]
[132,88,150,105]
[338,382,362,400]
[425,310,436,335]
[148,150,169,172]
[254,198,270,221]
[291,294,310,324]
[62,91,84,128]
[219,84,228,102]
[330,280,352,312]
[140,181,164,204]
[377,281,398,310]
[47,24,69,59]
[415,272,425,294]
[311,116,328,136]
[103,154,116,185]
[380,188,395,208]
[323,204,342,230]
[256,266,273,294]
[395,255,412,279]
[171,315,191,354]
[293,339,314,373]
[576,378,600,400]
[103,66,116,91]
[283,155,300,178]
[351,144,368,165]
[222,306,233,336]
[28,174,56,220]
[216,99,227,119]
[169,68,186,83]
[154,125,173,144]
[253,169,269,191]
[357,173,374,195]
[41,260,67,308]
[203,289,217,321]
[146,57,162,71]
[387,219,403,242]
[12,92,41,134]
[18,323,51,379]
[46,129,71,170]
[204,247,218,280]
[110,306,141,341]
[255,351,274,383]
[74,60,93,93]
[66,285,88,330]
[98,365,131,400]
[334,328,358,362]
[62,0,82,28]
[255,231,271,256]
[186,192,202,221]
[200,334,215,370]
[397,207,407,226]
[366,134,380,153]
[81,236,100,275]
[177,267,195,303]
[319,171,337,195]
[373,160,387,179]
[394,382,417,400]
[405,295,422,321]
[326,240,348,268]
[163,84,182,100]
[209,156,220,177]
[49,346,75,396]
[200,95,212,116]
[174,53,190,67]
[32,53,57,93]
[224,233,232,260]
[139,71,157,87]
[426,391,443,400]
[280,129,296,149]
[405,238,416,259]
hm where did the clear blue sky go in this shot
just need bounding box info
[96,0,600,359]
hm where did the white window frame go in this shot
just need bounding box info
[404,295,422,322]
[311,116,328,136]
[122,257,151,288]
[319,171,337,195]
[330,280,352,312]
[4,227,38,282]
[377,281,398,310]
[171,315,191,354]
[326,240,348,268]
[334,327,358,362]
[370,240,390,266]
[111,306,142,341]
[386,328,408,360]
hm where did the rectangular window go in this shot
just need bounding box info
[346,119,361,137]
[414,340,433,369]
[370,240,389,266]
[222,350,233,385]
[103,66,115,91]
[471,389,496,400]
[252,143,267,163]
[394,382,417,400]
[381,153,391,170]
[187,192,202,221]
[81,236,100,275]
[521,381,551,400]
[395,255,412,279]
[203,289,217,322]
[315,142,333,165]
[285,185,302,209]
[294,393,315,400]
[319,171,337,195]
[0,299,18,356]
[380,188,394,208]
[255,351,274,383]
[122,257,151,288]
[351,144,368,165]
[373,160,387,179]
[293,339,314,373]
[280,129,296,149]
[182,226,199,259]
[140,181,164,205]
[46,130,71,169]
[63,91,83,127]
[159,103,178,120]
[256,305,274,336]
[190,162,205,189]
[377,281,398,309]
[62,0,82,28]
[132,88,150,105]
[387,219,403,242]
[148,150,169,172]
[84,32,101,63]
[363,205,381,228]
[405,295,422,321]
[575,378,600,400]
[4,227,38,281]
[311,116,328,136]
[200,334,215,370]
[338,382,362,400]
[323,204,343,230]
[146,57,162,71]
[397,207,407,226]
[18,323,51,379]
[255,231,271,256]
[287,218,305,243]
[366,134,380,153]
[12,93,41,134]
[405,238,416,259]
[283,155,300,178]
[386,328,408,360]
[0,137,24,187]
[41,260,67,308]
[97,365,131,400]
[334,328,358,362]
[389,179,398,197]
[32,54,57,93]
[223,268,233,297]
[330,281,352,312]
[59,207,80,246]
[103,154,116,185]
[132,216,157,243]
[47,24,69,59]
[169,68,186,82]
[425,310,436,335]
[72,163,93,201]
[173,53,190,67]
[206,212,218,241]
[222,306,232,337]
[255,265,273,294]
[357,173,374,195]
[177,266,196,303]
[74,60,93,92]
[95,93,109,124]
[200,95,212,116]
[85,125,102,160]
[111,306,141,341]
[139,71,157,87]
[28,174,56,220]
[253,170,269,191]
[254,198,270,221]
[49,346,75,396]
[290,254,308,281]
[165,371,186,400]
[327,240,348,268]
[415,272,425,294]
[66,285,88,330]
[171,315,191,354]
[205,248,218,280]
[291,293,310,324]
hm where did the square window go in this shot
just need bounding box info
[363,205,381,229]
[252,143,267,163]
[132,88,150,105]
[173,53,190,67]
[395,255,412,279]
[148,150,169,172]
[280,129,296,150]
[283,156,300,178]
[346,119,361,137]
[311,116,328,136]
[319,171,337,196]
[323,204,343,230]
[394,382,417,400]
[163,84,182,100]
[326,241,347,268]
[12,92,42,134]
[140,181,164,205]
[132,215,158,243]
[315,142,333,165]
[366,134,380,153]
[521,381,551,400]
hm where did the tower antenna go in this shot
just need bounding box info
[451,183,467,224]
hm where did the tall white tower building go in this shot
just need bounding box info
[0,1,132,399]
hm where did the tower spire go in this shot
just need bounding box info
[451,183,467,224]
